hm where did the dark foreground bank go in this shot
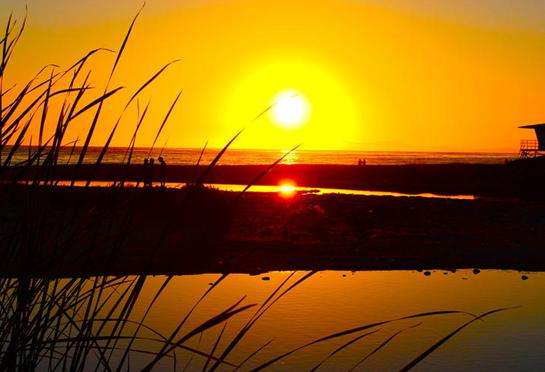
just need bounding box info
[1,184,544,277]
[1,158,543,198]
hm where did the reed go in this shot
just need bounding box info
[0,7,256,370]
[0,7,514,371]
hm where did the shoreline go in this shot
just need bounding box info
[1,160,543,198]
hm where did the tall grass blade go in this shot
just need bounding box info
[148,274,228,369]
[148,89,183,157]
[3,113,33,167]
[209,272,315,372]
[235,339,274,371]
[349,323,422,371]
[400,306,519,371]
[38,70,54,150]
[125,60,180,110]
[251,310,475,371]
[203,322,227,372]
[310,329,381,372]
[115,276,173,372]
[77,5,142,166]
[142,297,256,371]
[67,48,115,80]
[196,140,208,167]
[124,100,150,165]
[70,87,124,121]
[195,129,244,185]
[109,4,144,84]
[238,143,300,197]
[158,138,169,158]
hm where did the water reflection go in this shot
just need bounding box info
[278,179,297,198]
[131,270,544,370]
[42,181,475,200]
[280,149,298,164]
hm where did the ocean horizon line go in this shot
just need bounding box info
[4,145,518,155]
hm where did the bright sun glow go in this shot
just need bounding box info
[222,60,360,149]
[271,91,310,129]
[278,180,296,198]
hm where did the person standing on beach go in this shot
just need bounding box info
[142,158,149,187]
[148,158,155,187]
[158,156,167,188]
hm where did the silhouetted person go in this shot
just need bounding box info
[148,158,155,187]
[142,158,149,187]
[158,156,166,187]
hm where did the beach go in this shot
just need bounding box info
[3,158,543,198]
[2,183,544,277]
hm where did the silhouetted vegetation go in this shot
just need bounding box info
[0,7,514,371]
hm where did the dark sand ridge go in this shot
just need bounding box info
[2,161,543,198]
[1,184,544,277]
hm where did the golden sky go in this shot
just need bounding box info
[2,0,545,152]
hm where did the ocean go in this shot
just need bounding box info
[7,147,518,166]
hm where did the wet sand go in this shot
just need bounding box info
[1,184,544,277]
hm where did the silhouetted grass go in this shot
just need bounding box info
[0,6,257,370]
[0,6,516,371]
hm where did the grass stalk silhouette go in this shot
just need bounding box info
[0,7,515,371]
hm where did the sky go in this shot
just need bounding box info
[2,0,545,152]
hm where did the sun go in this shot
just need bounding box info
[270,90,310,129]
[222,59,360,149]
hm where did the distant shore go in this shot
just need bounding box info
[1,159,543,198]
[1,184,544,277]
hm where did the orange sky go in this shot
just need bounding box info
[2,0,545,152]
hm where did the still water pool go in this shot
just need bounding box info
[126,270,544,371]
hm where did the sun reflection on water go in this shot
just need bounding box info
[280,149,298,164]
[279,180,296,198]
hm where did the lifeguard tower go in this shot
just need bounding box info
[519,123,545,158]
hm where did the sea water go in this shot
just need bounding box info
[6,147,516,166]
